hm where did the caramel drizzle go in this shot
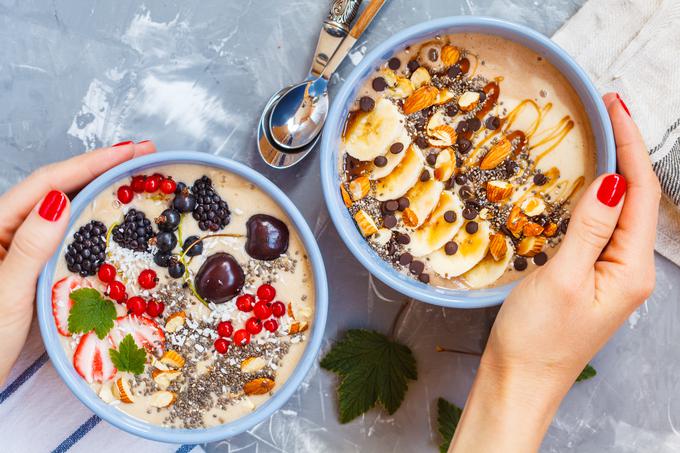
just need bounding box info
[529,116,574,166]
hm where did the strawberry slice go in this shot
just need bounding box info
[73,332,117,383]
[109,315,165,355]
[52,276,93,336]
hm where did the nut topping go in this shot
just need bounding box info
[243,378,275,396]
[458,91,480,111]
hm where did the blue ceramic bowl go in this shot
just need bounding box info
[37,152,328,443]
[320,17,616,308]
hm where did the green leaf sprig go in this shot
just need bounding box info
[437,397,462,453]
[67,288,117,339]
[576,363,597,382]
[109,334,147,375]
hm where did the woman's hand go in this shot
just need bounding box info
[0,141,156,385]
[451,93,661,453]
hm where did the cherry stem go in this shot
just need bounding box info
[435,345,482,357]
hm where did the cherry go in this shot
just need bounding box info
[263,319,278,333]
[146,299,164,317]
[138,269,157,289]
[97,263,117,284]
[253,301,272,320]
[144,174,162,193]
[271,301,286,318]
[233,329,250,346]
[108,281,127,302]
[245,317,262,335]
[236,294,255,312]
[131,175,147,193]
[160,178,177,195]
[256,284,276,302]
[217,321,233,338]
[126,296,147,316]
[214,338,229,354]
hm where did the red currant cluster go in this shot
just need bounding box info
[117,173,177,204]
[213,284,286,354]
[97,264,165,318]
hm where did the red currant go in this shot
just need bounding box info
[217,321,233,337]
[245,317,262,335]
[108,281,127,302]
[131,175,146,193]
[160,178,177,194]
[236,294,255,312]
[263,319,278,332]
[117,185,134,204]
[233,329,250,346]
[97,263,117,284]
[256,284,276,302]
[126,296,147,316]
[144,174,161,193]
[146,299,164,317]
[214,338,229,354]
[138,269,157,289]
[271,301,286,318]
[253,301,272,320]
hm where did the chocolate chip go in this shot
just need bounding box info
[359,96,375,112]
[414,116,427,131]
[505,160,519,175]
[533,173,548,186]
[396,233,411,245]
[399,252,413,265]
[457,137,472,154]
[420,170,431,182]
[459,185,474,200]
[428,48,438,62]
[372,77,387,91]
[397,197,410,211]
[465,221,479,234]
[418,273,430,284]
[447,65,461,78]
[500,225,514,237]
[467,117,482,131]
[374,155,388,167]
[533,252,548,266]
[514,256,528,271]
[388,57,401,70]
[416,136,429,149]
[443,210,457,223]
[485,115,500,130]
[446,104,459,116]
[478,91,487,102]
[454,174,468,186]
[409,260,425,275]
[407,60,420,73]
[444,241,458,255]
[445,177,455,190]
[383,214,397,229]
[384,200,399,212]
[462,207,477,220]
[390,142,404,154]
[456,121,468,133]
[534,214,548,226]
[560,218,570,234]
[426,152,438,166]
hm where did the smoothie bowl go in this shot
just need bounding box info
[320,17,616,308]
[37,152,327,443]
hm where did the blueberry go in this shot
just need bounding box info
[168,260,185,279]
[172,193,197,213]
[154,252,172,267]
[157,208,181,232]
[156,231,177,253]
[182,235,203,257]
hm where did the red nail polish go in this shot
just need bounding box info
[38,190,68,221]
[597,174,627,207]
[137,140,150,144]
[616,93,631,117]
[112,141,133,147]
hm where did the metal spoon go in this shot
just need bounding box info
[268,0,387,151]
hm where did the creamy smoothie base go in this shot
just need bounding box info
[51,164,314,428]
[339,33,596,289]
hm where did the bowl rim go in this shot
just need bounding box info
[37,151,328,444]
[320,16,616,308]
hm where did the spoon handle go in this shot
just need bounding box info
[309,0,363,77]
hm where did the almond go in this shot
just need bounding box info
[441,45,461,67]
[486,180,513,203]
[480,137,512,170]
[506,205,528,237]
[99,382,116,403]
[402,208,419,228]
[409,66,431,89]
[427,110,448,133]
[160,350,185,369]
[150,390,177,408]
[380,68,398,87]
[287,302,295,319]
[150,355,169,371]
[523,222,544,237]
[243,378,275,396]
[241,357,267,373]
[340,184,353,208]
[113,377,134,404]
[164,311,186,333]
[458,91,480,111]
[520,196,546,216]
[428,125,457,148]
[434,148,455,181]
[289,321,309,335]
[544,222,558,237]
[403,86,439,115]
[517,236,547,257]
[489,233,508,261]
[152,369,181,390]
[354,209,378,237]
[435,88,455,105]
[349,176,370,201]
[388,77,414,99]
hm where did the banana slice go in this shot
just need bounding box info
[402,178,444,228]
[375,145,424,201]
[369,135,412,180]
[428,220,492,278]
[407,192,464,257]
[461,236,514,289]
[344,98,407,161]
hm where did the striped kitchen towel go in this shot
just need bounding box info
[553,0,680,266]
[0,317,203,453]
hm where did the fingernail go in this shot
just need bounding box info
[38,190,68,221]
[112,141,133,147]
[597,174,627,207]
[137,140,150,144]
[616,93,631,117]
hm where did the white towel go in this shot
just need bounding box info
[552,0,680,266]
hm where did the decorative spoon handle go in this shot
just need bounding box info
[309,0,363,77]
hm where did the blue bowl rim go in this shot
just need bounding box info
[320,16,616,309]
[37,151,329,444]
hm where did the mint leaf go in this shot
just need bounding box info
[576,364,597,382]
[68,288,117,339]
[320,329,417,423]
[109,334,146,375]
[437,397,462,453]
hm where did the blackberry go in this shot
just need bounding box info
[191,176,230,231]
[64,220,107,277]
[112,209,154,252]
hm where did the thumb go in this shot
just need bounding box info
[551,174,626,276]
